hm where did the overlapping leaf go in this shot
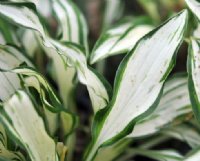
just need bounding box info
[0,90,58,161]
[0,2,111,112]
[85,10,188,161]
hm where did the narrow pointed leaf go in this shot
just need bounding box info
[85,10,188,161]
[90,17,153,64]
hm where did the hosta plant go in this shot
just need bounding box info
[0,0,200,161]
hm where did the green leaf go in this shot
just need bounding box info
[185,0,200,21]
[129,74,191,138]
[0,90,58,161]
[85,10,188,161]
[90,17,153,64]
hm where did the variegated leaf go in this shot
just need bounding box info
[90,17,153,64]
[6,66,76,135]
[0,2,111,112]
[85,10,188,161]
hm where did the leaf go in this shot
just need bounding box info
[6,66,77,136]
[51,0,89,107]
[90,17,153,64]
[85,10,188,161]
[52,0,88,53]
[0,3,109,112]
[0,90,58,161]
[0,2,111,112]
[185,0,200,21]
[129,74,191,138]
[0,45,32,102]
[187,39,200,122]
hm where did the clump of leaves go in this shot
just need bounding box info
[0,0,200,161]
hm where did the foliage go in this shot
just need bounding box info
[0,0,200,161]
